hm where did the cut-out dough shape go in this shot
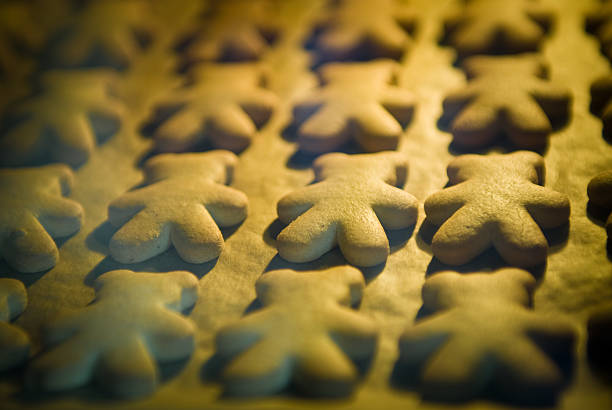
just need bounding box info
[311,0,416,62]
[183,0,284,63]
[150,64,277,153]
[293,60,415,153]
[442,54,571,149]
[0,70,125,168]
[0,165,84,273]
[424,151,570,267]
[0,278,30,371]
[108,151,248,264]
[216,266,377,397]
[27,269,198,397]
[587,170,612,237]
[277,151,418,267]
[52,0,156,67]
[398,268,576,403]
[586,1,612,62]
[590,74,612,140]
[444,0,553,58]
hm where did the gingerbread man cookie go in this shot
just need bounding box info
[586,0,612,62]
[590,74,612,140]
[424,151,570,267]
[442,54,571,149]
[293,60,415,153]
[311,0,416,62]
[444,0,553,58]
[277,151,418,267]
[182,0,284,64]
[0,165,84,273]
[27,270,198,397]
[587,170,612,237]
[0,278,30,371]
[398,269,576,403]
[0,70,125,168]
[108,151,248,264]
[51,0,156,68]
[216,266,377,397]
[149,63,277,153]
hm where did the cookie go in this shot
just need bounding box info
[424,151,570,267]
[311,0,416,62]
[398,268,576,403]
[108,151,248,264]
[444,0,553,58]
[27,269,198,397]
[586,0,612,61]
[182,0,284,64]
[0,69,124,168]
[150,63,277,153]
[587,170,612,237]
[51,0,156,68]
[590,74,612,140]
[0,278,30,371]
[216,266,377,397]
[293,60,415,153]
[0,165,84,273]
[277,151,418,266]
[587,303,612,375]
[441,54,571,149]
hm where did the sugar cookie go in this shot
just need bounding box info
[442,54,571,149]
[27,270,198,398]
[216,266,377,397]
[0,165,84,272]
[424,151,570,267]
[108,151,248,264]
[398,268,576,403]
[277,151,418,267]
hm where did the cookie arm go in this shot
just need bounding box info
[371,184,418,230]
[523,185,570,229]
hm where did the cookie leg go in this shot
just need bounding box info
[222,339,293,397]
[277,208,338,263]
[170,204,224,263]
[431,207,490,265]
[38,195,84,237]
[155,107,205,153]
[2,213,59,273]
[109,210,171,263]
[337,209,389,267]
[96,338,157,398]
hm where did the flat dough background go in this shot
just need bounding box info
[2,0,612,408]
